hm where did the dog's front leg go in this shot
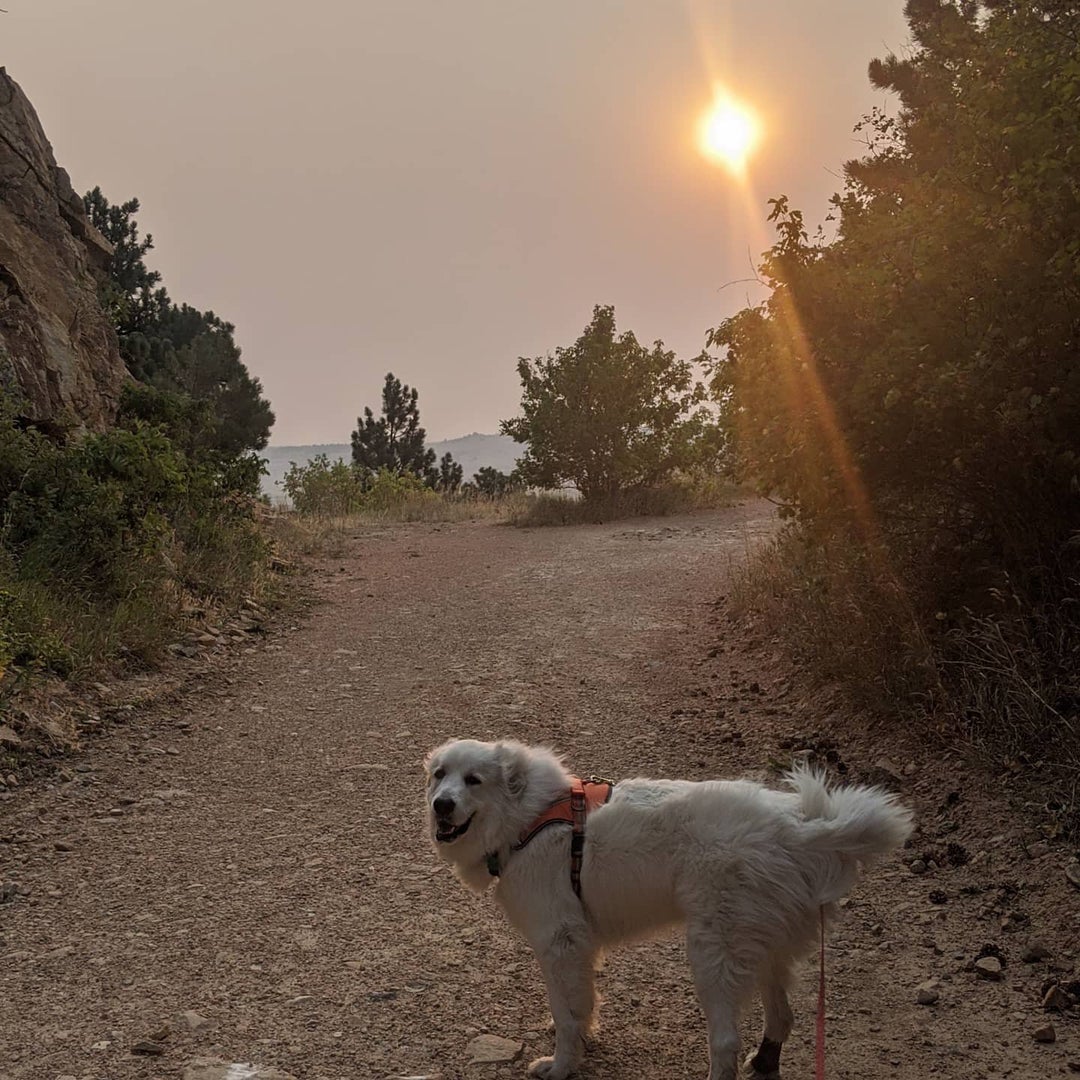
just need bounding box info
[528,925,596,1080]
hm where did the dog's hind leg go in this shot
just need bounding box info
[528,925,597,1080]
[687,919,762,1080]
[745,957,794,1079]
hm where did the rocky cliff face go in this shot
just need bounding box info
[0,68,127,433]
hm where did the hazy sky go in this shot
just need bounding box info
[7,1,909,446]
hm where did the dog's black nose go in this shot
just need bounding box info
[433,796,455,817]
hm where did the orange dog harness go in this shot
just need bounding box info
[486,775,615,896]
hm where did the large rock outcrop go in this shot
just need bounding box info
[0,67,127,432]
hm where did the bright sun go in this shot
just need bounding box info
[699,92,760,174]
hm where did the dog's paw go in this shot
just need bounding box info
[528,1056,574,1080]
[742,1059,780,1080]
[743,1045,781,1079]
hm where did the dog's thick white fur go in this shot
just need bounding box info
[425,739,913,1080]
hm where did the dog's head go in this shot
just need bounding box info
[423,738,530,849]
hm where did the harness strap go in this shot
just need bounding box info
[569,778,587,896]
[485,775,614,895]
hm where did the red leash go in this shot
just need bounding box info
[816,906,826,1080]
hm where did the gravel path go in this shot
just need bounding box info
[1,502,1077,1079]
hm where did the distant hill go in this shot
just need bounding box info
[261,432,522,502]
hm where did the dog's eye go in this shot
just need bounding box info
[432,768,445,781]
[464,774,481,786]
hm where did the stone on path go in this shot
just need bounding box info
[1033,1022,1057,1044]
[974,956,1002,980]
[466,1034,523,1064]
[182,1059,298,1080]
[175,1009,214,1033]
[1022,940,1052,963]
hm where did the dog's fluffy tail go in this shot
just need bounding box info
[786,765,914,864]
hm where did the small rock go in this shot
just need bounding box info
[1023,941,1052,963]
[0,724,22,746]
[910,859,927,875]
[1028,841,1050,859]
[1066,862,1080,890]
[466,1034,523,1064]
[974,956,1003,980]
[1043,985,1071,1011]
[131,1040,166,1056]
[916,981,940,1005]
[1033,1023,1056,1044]
[53,840,75,852]
[175,1010,213,1033]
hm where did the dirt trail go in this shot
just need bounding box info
[2,502,1077,1080]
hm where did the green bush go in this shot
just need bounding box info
[281,459,434,518]
[0,400,268,683]
[281,454,367,517]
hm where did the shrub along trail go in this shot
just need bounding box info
[1,502,1076,1079]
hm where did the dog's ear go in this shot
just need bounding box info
[495,740,529,796]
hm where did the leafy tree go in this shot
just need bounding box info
[708,0,1080,748]
[502,305,717,502]
[711,0,1080,577]
[83,188,274,462]
[351,373,436,480]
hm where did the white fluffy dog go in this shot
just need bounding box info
[425,739,913,1080]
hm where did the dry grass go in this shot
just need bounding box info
[733,525,1080,831]
[729,527,939,715]
[266,493,529,556]
[508,478,742,528]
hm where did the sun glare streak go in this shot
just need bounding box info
[724,161,888,561]
[699,91,760,175]
[684,9,908,605]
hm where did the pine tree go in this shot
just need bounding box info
[437,452,463,493]
[351,373,436,480]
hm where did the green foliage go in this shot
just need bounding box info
[351,373,437,480]
[711,1,1080,757]
[281,454,367,517]
[470,465,525,499]
[502,305,721,502]
[363,467,433,511]
[436,452,463,494]
[84,188,274,458]
[0,577,73,680]
[281,456,435,517]
[0,399,267,682]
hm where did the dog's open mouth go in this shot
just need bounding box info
[435,813,474,843]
